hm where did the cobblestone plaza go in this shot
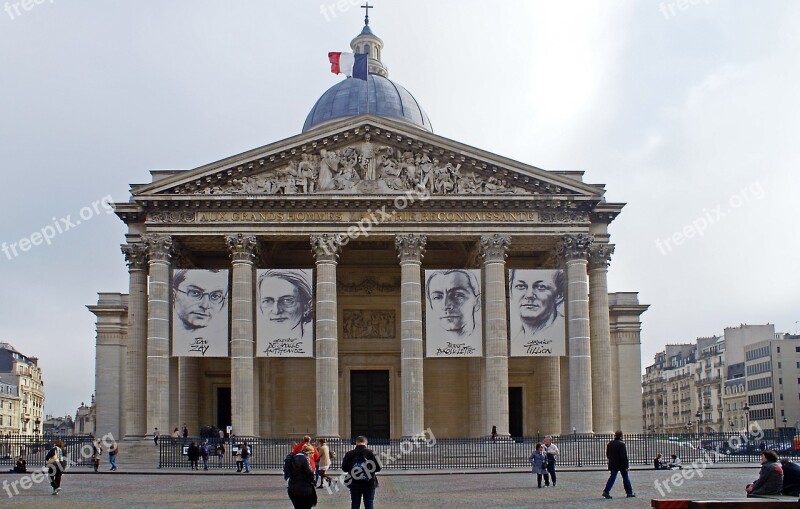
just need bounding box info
[1,467,766,509]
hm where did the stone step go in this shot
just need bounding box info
[109,438,159,469]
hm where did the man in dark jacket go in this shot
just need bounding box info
[341,436,382,509]
[602,431,635,499]
[780,458,800,496]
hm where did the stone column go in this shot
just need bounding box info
[395,234,426,437]
[589,243,614,434]
[537,357,561,435]
[311,234,343,438]
[557,233,594,434]
[121,243,148,439]
[480,234,511,437]
[226,234,259,437]
[143,234,173,436]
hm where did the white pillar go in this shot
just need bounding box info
[589,243,614,434]
[311,234,343,438]
[558,233,594,434]
[480,234,511,437]
[144,234,173,436]
[121,243,148,438]
[395,234,426,437]
[226,234,259,437]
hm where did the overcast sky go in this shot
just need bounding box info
[1,1,798,418]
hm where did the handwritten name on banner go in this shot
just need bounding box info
[194,210,540,223]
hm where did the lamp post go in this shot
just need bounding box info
[34,418,40,439]
[782,416,788,447]
[743,404,751,434]
[696,411,702,436]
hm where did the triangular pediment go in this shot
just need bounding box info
[133,115,604,201]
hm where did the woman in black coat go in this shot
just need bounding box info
[187,442,200,471]
[287,444,318,509]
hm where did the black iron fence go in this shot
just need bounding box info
[0,434,96,469]
[158,430,799,470]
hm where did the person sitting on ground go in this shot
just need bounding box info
[780,458,800,497]
[667,454,682,470]
[10,456,26,473]
[746,450,783,497]
[654,453,667,470]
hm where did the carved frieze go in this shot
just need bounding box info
[342,309,396,339]
[168,143,532,197]
[146,211,195,224]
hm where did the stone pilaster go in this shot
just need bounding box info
[395,234,427,437]
[557,233,594,434]
[479,234,511,437]
[226,234,259,437]
[589,243,614,434]
[121,243,148,439]
[311,234,343,438]
[143,234,173,437]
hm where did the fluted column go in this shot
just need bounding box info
[557,233,594,434]
[589,243,615,434]
[122,243,148,439]
[226,234,259,437]
[144,234,173,436]
[537,357,561,434]
[311,234,343,438]
[480,234,511,437]
[395,234,427,437]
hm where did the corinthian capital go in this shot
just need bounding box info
[589,243,615,270]
[121,243,148,270]
[142,234,173,263]
[479,234,511,263]
[310,234,343,263]
[225,234,259,263]
[556,233,594,263]
[395,234,427,264]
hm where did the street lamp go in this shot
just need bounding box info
[695,411,702,435]
[782,416,788,446]
[729,420,734,431]
[34,418,40,438]
[743,404,751,434]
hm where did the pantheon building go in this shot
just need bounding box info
[90,22,648,441]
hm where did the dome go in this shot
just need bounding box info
[302,74,433,133]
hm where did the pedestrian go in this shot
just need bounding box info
[528,442,549,488]
[108,440,118,471]
[542,435,559,487]
[153,427,160,446]
[491,425,498,443]
[653,453,666,470]
[602,430,635,499]
[293,435,320,472]
[285,444,318,509]
[215,442,225,468]
[240,441,251,473]
[171,427,180,439]
[45,439,65,495]
[10,456,27,474]
[201,441,210,470]
[668,453,682,469]
[182,423,189,443]
[746,450,783,497]
[187,441,200,470]
[234,445,244,472]
[780,458,800,496]
[91,439,102,473]
[341,435,381,509]
[316,438,332,488]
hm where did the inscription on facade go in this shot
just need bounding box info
[192,210,541,223]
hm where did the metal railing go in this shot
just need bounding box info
[0,434,95,469]
[157,431,799,470]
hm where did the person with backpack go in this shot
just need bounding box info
[341,436,381,509]
[200,441,210,471]
[45,439,66,495]
[285,444,318,509]
[215,442,225,468]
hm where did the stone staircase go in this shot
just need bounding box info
[112,438,160,469]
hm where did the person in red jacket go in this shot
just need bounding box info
[292,435,320,471]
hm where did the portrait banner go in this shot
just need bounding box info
[172,269,230,357]
[424,269,482,357]
[256,269,314,357]
[508,269,566,356]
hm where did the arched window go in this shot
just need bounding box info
[365,43,371,57]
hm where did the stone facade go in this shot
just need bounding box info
[0,343,45,435]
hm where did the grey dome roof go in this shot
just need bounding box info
[303,74,433,133]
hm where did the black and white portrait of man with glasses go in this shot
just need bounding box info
[172,269,230,356]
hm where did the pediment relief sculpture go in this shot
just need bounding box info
[166,138,551,197]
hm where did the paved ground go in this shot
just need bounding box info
[0,465,789,508]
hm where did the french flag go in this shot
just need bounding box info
[328,52,368,80]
